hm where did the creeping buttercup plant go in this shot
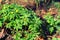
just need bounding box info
[0,4,42,40]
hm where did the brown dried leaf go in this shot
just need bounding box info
[0,29,5,38]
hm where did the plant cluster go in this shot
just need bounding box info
[44,13,60,35]
[0,4,42,40]
[0,3,60,40]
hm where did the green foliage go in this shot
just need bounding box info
[52,37,57,40]
[54,2,60,14]
[0,4,42,40]
[54,2,60,9]
[44,13,60,34]
[52,37,60,40]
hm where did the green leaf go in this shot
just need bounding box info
[49,27,54,34]
[0,21,2,27]
[52,37,57,40]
